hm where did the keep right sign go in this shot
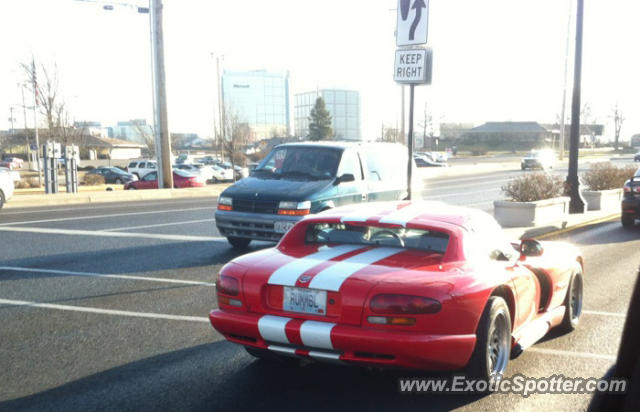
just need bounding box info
[394,48,432,84]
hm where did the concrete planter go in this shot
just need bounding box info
[494,197,570,227]
[581,188,623,212]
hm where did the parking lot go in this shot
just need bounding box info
[1,184,638,411]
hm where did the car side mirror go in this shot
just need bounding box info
[520,239,544,257]
[334,173,355,185]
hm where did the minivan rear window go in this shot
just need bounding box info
[305,223,449,253]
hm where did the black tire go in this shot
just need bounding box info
[127,186,136,190]
[212,177,218,184]
[622,214,635,228]
[467,296,511,383]
[560,267,583,332]
[521,165,526,170]
[0,190,4,209]
[228,236,251,248]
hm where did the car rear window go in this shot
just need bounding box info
[174,169,194,177]
[305,223,449,253]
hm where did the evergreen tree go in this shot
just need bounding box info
[308,97,333,141]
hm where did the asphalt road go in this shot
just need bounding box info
[0,165,638,412]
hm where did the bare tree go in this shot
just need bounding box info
[132,122,156,157]
[20,60,59,134]
[417,103,434,150]
[221,106,252,181]
[612,105,625,151]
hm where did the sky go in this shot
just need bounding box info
[0,0,638,142]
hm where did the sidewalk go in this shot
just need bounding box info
[5,184,231,209]
[503,209,620,240]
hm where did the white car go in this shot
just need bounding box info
[126,159,157,179]
[0,167,20,182]
[174,163,216,182]
[0,169,15,209]
[210,165,234,182]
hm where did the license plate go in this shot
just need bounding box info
[274,221,295,234]
[283,287,327,315]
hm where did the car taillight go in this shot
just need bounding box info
[624,185,631,193]
[370,294,441,314]
[217,275,239,296]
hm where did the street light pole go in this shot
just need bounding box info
[149,0,173,189]
[567,0,585,214]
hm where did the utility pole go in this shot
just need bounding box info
[400,85,405,145]
[149,0,173,189]
[567,0,585,213]
[31,61,42,187]
[559,0,573,160]
[216,55,225,161]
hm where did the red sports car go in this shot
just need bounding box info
[209,201,583,380]
[124,169,205,189]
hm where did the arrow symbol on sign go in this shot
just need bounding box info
[409,0,426,41]
[400,0,411,21]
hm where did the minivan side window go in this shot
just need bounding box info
[148,162,156,169]
[337,149,363,180]
[138,162,146,168]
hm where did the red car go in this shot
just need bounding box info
[124,169,205,189]
[209,201,584,380]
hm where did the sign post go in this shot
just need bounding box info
[395,0,431,200]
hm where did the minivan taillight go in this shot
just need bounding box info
[217,275,239,296]
[370,294,441,314]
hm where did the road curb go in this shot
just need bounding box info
[5,185,231,209]
[524,212,621,240]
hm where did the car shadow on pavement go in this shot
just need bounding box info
[0,341,486,412]
[0,240,273,279]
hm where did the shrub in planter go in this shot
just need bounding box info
[501,172,565,202]
[83,174,105,186]
[581,162,637,191]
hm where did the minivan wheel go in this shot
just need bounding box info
[622,214,635,228]
[228,236,251,248]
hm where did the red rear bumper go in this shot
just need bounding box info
[209,309,476,370]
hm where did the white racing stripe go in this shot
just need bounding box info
[257,315,291,344]
[378,205,426,227]
[0,266,215,286]
[0,298,210,323]
[299,320,336,350]
[268,245,364,286]
[308,247,402,291]
[0,226,225,242]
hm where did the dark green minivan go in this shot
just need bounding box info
[215,141,413,247]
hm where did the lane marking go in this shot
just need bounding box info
[527,347,616,362]
[0,266,216,286]
[268,245,364,287]
[0,298,210,323]
[424,188,500,199]
[309,247,403,291]
[583,309,627,318]
[423,180,510,192]
[0,206,215,227]
[0,226,225,242]
[0,198,216,215]
[102,218,215,232]
[536,214,620,240]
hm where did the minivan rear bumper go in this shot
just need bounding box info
[215,210,304,242]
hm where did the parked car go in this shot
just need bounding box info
[633,151,640,162]
[0,157,24,170]
[0,167,21,182]
[124,169,205,190]
[621,167,640,227]
[209,201,584,381]
[215,141,416,248]
[521,149,556,170]
[210,165,234,182]
[0,168,15,208]
[173,163,216,182]
[414,154,447,167]
[86,167,137,184]
[126,159,157,179]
